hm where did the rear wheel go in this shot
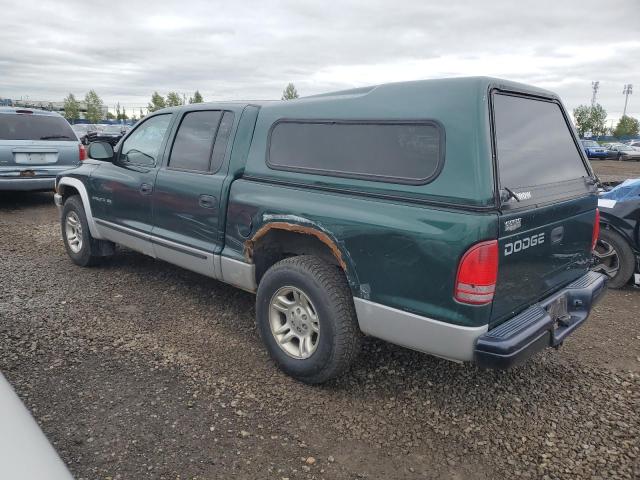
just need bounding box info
[592,228,635,288]
[61,195,110,267]
[256,256,361,384]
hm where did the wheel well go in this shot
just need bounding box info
[248,227,344,285]
[58,184,80,202]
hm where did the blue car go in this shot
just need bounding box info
[580,139,608,159]
[0,107,85,191]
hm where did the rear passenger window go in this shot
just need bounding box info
[169,111,222,172]
[210,112,235,172]
[267,121,443,184]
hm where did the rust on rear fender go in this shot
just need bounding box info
[243,221,348,271]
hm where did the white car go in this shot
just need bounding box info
[0,374,73,479]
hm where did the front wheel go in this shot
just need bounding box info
[61,195,111,267]
[592,228,635,289]
[256,256,361,384]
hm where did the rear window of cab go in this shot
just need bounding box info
[267,120,444,185]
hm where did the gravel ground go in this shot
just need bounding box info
[1,191,639,480]
[590,159,640,184]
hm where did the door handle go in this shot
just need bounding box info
[139,183,153,195]
[199,194,217,209]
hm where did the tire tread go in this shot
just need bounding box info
[257,255,361,384]
[62,195,102,267]
[598,228,635,289]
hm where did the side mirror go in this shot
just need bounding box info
[87,141,114,161]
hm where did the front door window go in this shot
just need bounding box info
[120,114,172,167]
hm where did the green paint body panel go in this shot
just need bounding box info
[58,77,598,334]
[493,194,597,324]
[225,179,499,327]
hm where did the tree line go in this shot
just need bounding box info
[573,103,639,138]
[146,90,204,112]
[62,90,104,124]
[62,83,301,123]
[147,83,300,112]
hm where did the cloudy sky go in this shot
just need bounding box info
[1,0,638,121]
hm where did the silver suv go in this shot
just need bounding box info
[0,107,84,191]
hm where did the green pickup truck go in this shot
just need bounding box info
[55,77,607,383]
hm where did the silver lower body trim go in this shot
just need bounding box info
[154,242,217,279]
[92,218,256,290]
[353,298,487,362]
[95,220,156,258]
[220,255,257,292]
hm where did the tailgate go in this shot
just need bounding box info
[492,195,596,323]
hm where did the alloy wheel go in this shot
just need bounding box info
[65,211,83,253]
[269,286,320,359]
[592,238,620,278]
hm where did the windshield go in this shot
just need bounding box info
[493,93,588,189]
[0,113,77,141]
[582,140,599,147]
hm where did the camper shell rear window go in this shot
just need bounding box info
[492,93,589,190]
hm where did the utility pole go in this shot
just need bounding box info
[591,81,599,106]
[622,84,633,117]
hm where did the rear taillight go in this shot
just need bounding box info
[591,208,600,251]
[79,143,87,161]
[455,240,499,305]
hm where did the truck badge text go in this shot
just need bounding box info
[504,232,545,256]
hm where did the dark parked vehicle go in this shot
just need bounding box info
[593,180,640,288]
[604,143,640,161]
[581,139,608,159]
[71,123,98,145]
[0,107,85,191]
[54,77,605,383]
[93,124,126,145]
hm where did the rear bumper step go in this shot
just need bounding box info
[474,271,607,369]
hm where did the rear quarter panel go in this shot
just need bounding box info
[226,179,499,328]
